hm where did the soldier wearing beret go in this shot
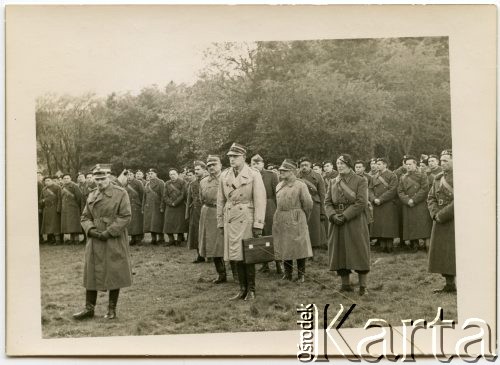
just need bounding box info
[251,154,282,275]
[368,158,378,178]
[135,170,146,186]
[297,156,327,249]
[200,155,228,282]
[397,156,432,252]
[186,161,208,263]
[217,143,266,300]
[73,167,132,320]
[322,161,339,188]
[427,150,456,293]
[161,168,188,245]
[369,158,399,253]
[354,160,374,226]
[142,168,165,245]
[326,154,370,295]
[426,155,443,186]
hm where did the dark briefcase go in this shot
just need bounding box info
[242,235,275,264]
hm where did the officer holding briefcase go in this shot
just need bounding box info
[217,143,267,301]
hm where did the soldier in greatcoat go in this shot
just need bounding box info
[369,158,399,253]
[161,168,188,245]
[297,157,327,249]
[217,143,266,300]
[77,173,87,198]
[251,154,282,275]
[273,159,313,282]
[73,167,132,320]
[397,156,433,252]
[142,168,165,245]
[426,155,443,186]
[124,170,144,245]
[354,160,374,227]
[60,174,84,244]
[186,161,208,263]
[199,155,228,283]
[326,154,370,296]
[427,150,456,293]
[135,170,146,186]
[368,158,378,178]
[40,176,62,244]
[322,161,339,188]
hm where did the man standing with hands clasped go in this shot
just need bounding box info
[73,167,132,320]
[217,143,266,301]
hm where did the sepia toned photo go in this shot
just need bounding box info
[35,36,457,339]
[6,5,496,358]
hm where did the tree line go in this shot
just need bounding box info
[36,37,451,179]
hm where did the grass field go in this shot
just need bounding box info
[40,238,457,338]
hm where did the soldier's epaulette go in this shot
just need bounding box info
[111,183,126,192]
[249,166,260,173]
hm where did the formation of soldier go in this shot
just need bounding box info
[37,145,455,320]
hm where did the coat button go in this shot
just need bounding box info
[240,221,243,223]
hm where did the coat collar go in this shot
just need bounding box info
[228,164,251,189]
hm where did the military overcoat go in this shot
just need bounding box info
[61,181,83,233]
[199,173,224,257]
[80,183,132,290]
[142,177,164,233]
[162,179,188,234]
[217,164,266,261]
[40,184,62,234]
[297,170,326,247]
[369,170,400,238]
[125,179,144,235]
[427,172,455,276]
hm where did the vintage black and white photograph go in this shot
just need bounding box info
[6,4,497,357]
[35,33,457,338]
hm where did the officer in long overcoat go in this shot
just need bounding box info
[250,154,282,275]
[397,156,432,252]
[326,154,370,296]
[142,168,165,244]
[61,174,84,244]
[427,150,456,293]
[73,167,132,320]
[186,161,208,262]
[40,176,62,244]
[161,168,188,245]
[369,158,399,253]
[217,143,266,300]
[199,155,227,282]
[273,159,313,282]
[297,156,327,249]
[124,171,144,245]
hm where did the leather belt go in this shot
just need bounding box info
[204,203,217,208]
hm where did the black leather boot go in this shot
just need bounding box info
[73,290,97,320]
[282,260,293,281]
[229,260,238,281]
[275,261,283,275]
[105,289,119,319]
[295,258,305,283]
[244,263,256,300]
[229,262,247,300]
[212,257,227,284]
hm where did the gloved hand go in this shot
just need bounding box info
[88,228,101,239]
[252,228,263,238]
[333,214,345,225]
[99,231,112,240]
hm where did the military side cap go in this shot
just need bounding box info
[227,142,247,156]
[193,160,206,169]
[206,155,221,166]
[93,165,109,178]
[251,154,264,163]
[278,159,297,171]
[441,149,452,157]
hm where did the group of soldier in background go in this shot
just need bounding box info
[37,144,455,319]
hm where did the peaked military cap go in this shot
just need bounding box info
[278,159,297,171]
[93,166,109,179]
[206,154,221,166]
[441,149,452,157]
[251,154,264,163]
[227,143,247,156]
